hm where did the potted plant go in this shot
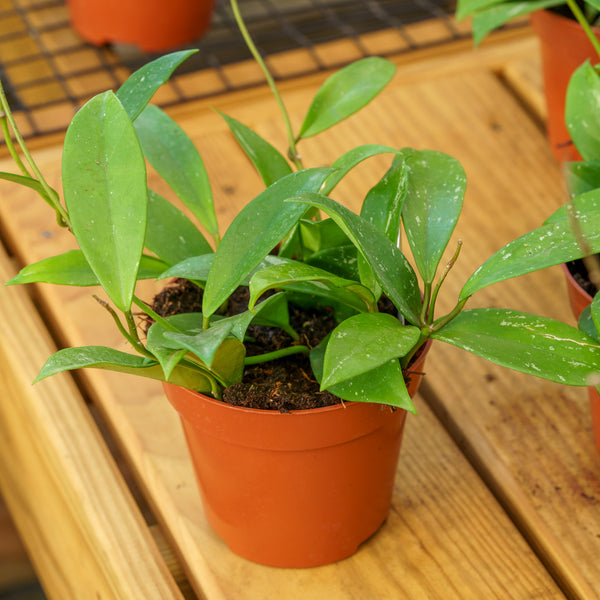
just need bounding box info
[3,0,600,568]
[67,0,215,52]
[548,56,600,452]
[456,0,600,162]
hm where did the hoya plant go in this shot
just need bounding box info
[456,0,600,47]
[3,0,600,415]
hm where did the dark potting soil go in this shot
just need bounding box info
[150,279,406,411]
[567,259,598,298]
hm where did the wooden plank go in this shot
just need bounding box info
[0,496,37,591]
[0,38,575,598]
[0,247,185,599]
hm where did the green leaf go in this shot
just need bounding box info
[298,218,351,254]
[146,345,188,381]
[158,254,215,282]
[62,91,148,312]
[218,111,293,186]
[544,187,600,223]
[320,144,396,195]
[591,292,600,334]
[207,338,246,386]
[116,50,197,121]
[306,245,359,280]
[34,346,214,392]
[401,149,466,285]
[145,190,213,266]
[579,304,599,342]
[564,161,600,198]
[470,0,563,44]
[147,313,203,349]
[461,190,600,300]
[134,105,219,242]
[248,261,375,311]
[7,250,167,286]
[147,314,245,386]
[202,168,335,318]
[566,61,600,162]
[0,171,55,208]
[310,336,416,411]
[432,308,600,386]
[360,158,407,242]
[290,193,422,324]
[455,0,504,20]
[298,57,396,139]
[321,313,420,388]
[164,320,235,369]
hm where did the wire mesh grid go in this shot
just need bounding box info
[0,0,474,139]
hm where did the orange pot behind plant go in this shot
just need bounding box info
[561,262,593,321]
[561,263,600,453]
[164,344,429,568]
[67,0,215,52]
[531,10,600,163]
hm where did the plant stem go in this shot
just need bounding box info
[428,239,463,325]
[566,0,600,61]
[0,113,29,177]
[0,80,70,227]
[419,282,431,326]
[132,295,183,333]
[229,0,304,170]
[430,296,469,333]
[244,344,310,365]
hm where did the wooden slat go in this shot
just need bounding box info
[0,247,185,599]
[0,34,579,598]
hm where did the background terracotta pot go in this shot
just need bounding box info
[67,0,215,52]
[531,10,600,163]
[561,263,600,453]
[561,262,593,321]
[164,343,430,568]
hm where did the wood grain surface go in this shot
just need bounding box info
[0,27,597,600]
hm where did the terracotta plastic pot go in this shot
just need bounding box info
[561,262,593,321]
[164,343,430,567]
[530,10,600,163]
[561,263,600,452]
[67,0,215,52]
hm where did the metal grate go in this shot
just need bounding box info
[0,0,471,139]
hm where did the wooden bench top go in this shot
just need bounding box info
[1,24,599,599]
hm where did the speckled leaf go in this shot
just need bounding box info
[34,346,214,392]
[310,336,416,411]
[320,144,396,195]
[290,194,422,324]
[467,0,562,44]
[218,111,292,186]
[62,91,147,312]
[432,308,600,385]
[202,168,334,318]
[298,57,396,139]
[248,261,376,312]
[145,190,213,266]
[321,313,420,388]
[566,62,600,162]
[134,105,218,242]
[7,250,167,287]
[564,161,600,198]
[360,158,407,242]
[401,149,466,285]
[116,50,197,121]
[579,304,598,342]
[461,193,600,300]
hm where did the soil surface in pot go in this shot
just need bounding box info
[149,280,409,411]
[568,258,599,297]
